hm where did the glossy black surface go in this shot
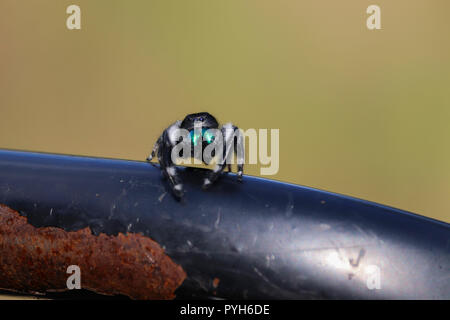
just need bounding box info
[0,149,449,299]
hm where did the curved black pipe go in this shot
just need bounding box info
[0,149,448,299]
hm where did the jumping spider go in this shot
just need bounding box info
[147,112,244,198]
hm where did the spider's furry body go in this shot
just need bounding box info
[147,112,244,198]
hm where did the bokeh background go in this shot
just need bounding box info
[1,0,449,222]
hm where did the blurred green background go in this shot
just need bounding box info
[1,0,449,222]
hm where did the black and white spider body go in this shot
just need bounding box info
[147,112,244,198]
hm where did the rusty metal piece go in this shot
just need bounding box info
[0,204,186,299]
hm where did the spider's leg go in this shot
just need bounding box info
[158,122,185,198]
[236,165,244,181]
[146,135,162,162]
[234,125,245,182]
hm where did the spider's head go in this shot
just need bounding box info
[181,112,219,148]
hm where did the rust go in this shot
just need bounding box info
[0,204,186,299]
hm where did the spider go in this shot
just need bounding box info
[147,112,244,198]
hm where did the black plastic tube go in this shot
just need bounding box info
[0,149,449,299]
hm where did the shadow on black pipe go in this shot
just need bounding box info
[0,149,448,299]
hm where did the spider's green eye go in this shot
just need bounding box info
[203,130,215,144]
[190,129,215,146]
[190,130,201,146]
